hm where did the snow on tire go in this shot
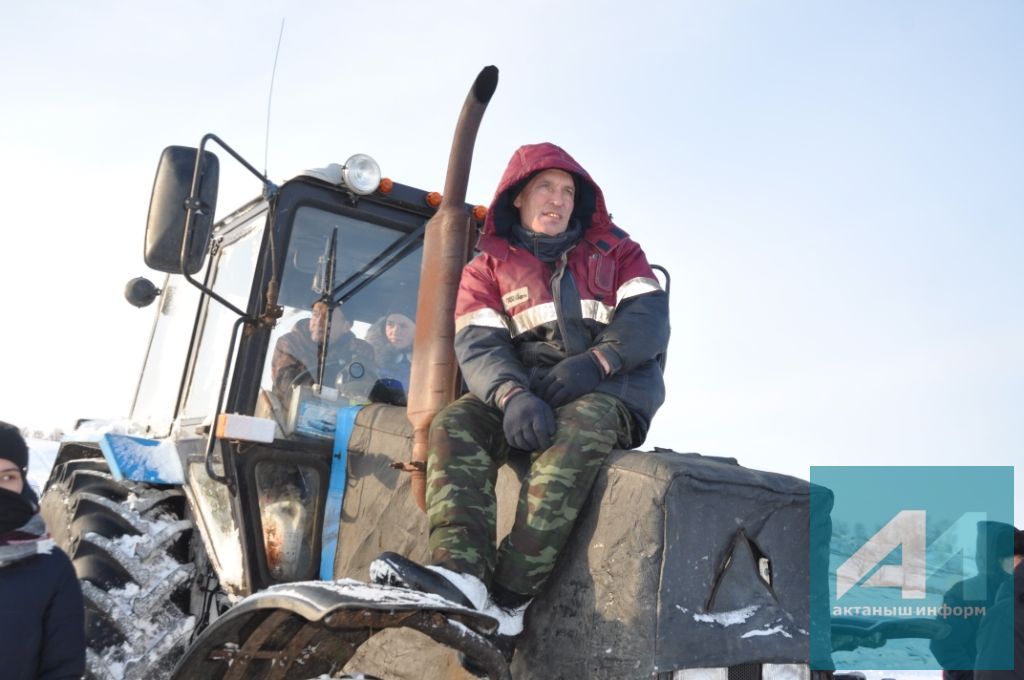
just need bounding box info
[41,456,196,680]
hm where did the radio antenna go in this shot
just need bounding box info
[260,18,286,329]
[264,18,286,177]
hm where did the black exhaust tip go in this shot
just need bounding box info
[473,65,499,104]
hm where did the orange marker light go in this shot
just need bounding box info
[379,177,394,193]
[426,192,442,208]
[472,205,488,221]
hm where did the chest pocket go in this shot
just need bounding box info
[587,252,617,299]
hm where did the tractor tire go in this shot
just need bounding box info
[40,456,196,680]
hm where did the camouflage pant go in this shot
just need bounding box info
[426,391,632,597]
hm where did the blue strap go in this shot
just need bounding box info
[320,405,363,580]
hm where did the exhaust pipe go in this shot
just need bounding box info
[403,66,499,512]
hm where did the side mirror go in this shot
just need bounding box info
[144,146,220,275]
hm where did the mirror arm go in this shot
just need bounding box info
[176,134,276,485]
[200,133,277,198]
[179,133,278,320]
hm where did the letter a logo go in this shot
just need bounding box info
[836,510,926,600]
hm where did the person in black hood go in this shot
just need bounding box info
[0,421,86,680]
[931,520,1016,680]
[973,526,1023,680]
[365,303,416,391]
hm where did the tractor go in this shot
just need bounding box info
[40,67,829,679]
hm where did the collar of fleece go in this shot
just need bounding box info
[0,514,54,568]
[510,219,585,262]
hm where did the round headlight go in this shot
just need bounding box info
[342,154,381,195]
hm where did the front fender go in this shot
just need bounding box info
[171,579,510,680]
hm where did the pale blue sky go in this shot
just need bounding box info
[1,1,1020,521]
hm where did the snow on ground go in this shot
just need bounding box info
[27,437,59,494]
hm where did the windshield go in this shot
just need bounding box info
[259,205,423,439]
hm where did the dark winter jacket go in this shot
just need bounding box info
[0,515,86,680]
[453,142,669,444]
[932,521,1016,680]
[365,316,413,389]
[271,317,377,400]
[974,560,1023,680]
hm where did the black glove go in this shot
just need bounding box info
[535,351,605,407]
[502,390,556,451]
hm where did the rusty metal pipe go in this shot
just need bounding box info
[404,66,499,512]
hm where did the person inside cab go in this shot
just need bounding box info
[270,301,377,403]
[366,304,416,391]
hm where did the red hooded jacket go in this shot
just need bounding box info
[453,143,668,443]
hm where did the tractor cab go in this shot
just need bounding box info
[253,169,428,439]
[126,140,474,596]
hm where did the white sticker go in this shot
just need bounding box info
[502,286,529,310]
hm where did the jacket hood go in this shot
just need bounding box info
[483,143,625,249]
[976,521,1017,576]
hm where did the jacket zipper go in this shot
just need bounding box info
[550,247,587,356]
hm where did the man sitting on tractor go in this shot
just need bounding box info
[372,142,669,667]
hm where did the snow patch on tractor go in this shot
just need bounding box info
[741,624,793,639]
[692,604,760,626]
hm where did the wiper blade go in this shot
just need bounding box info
[329,222,426,305]
[315,228,338,387]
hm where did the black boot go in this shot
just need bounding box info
[490,581,531,610]
[368,551,477,609]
